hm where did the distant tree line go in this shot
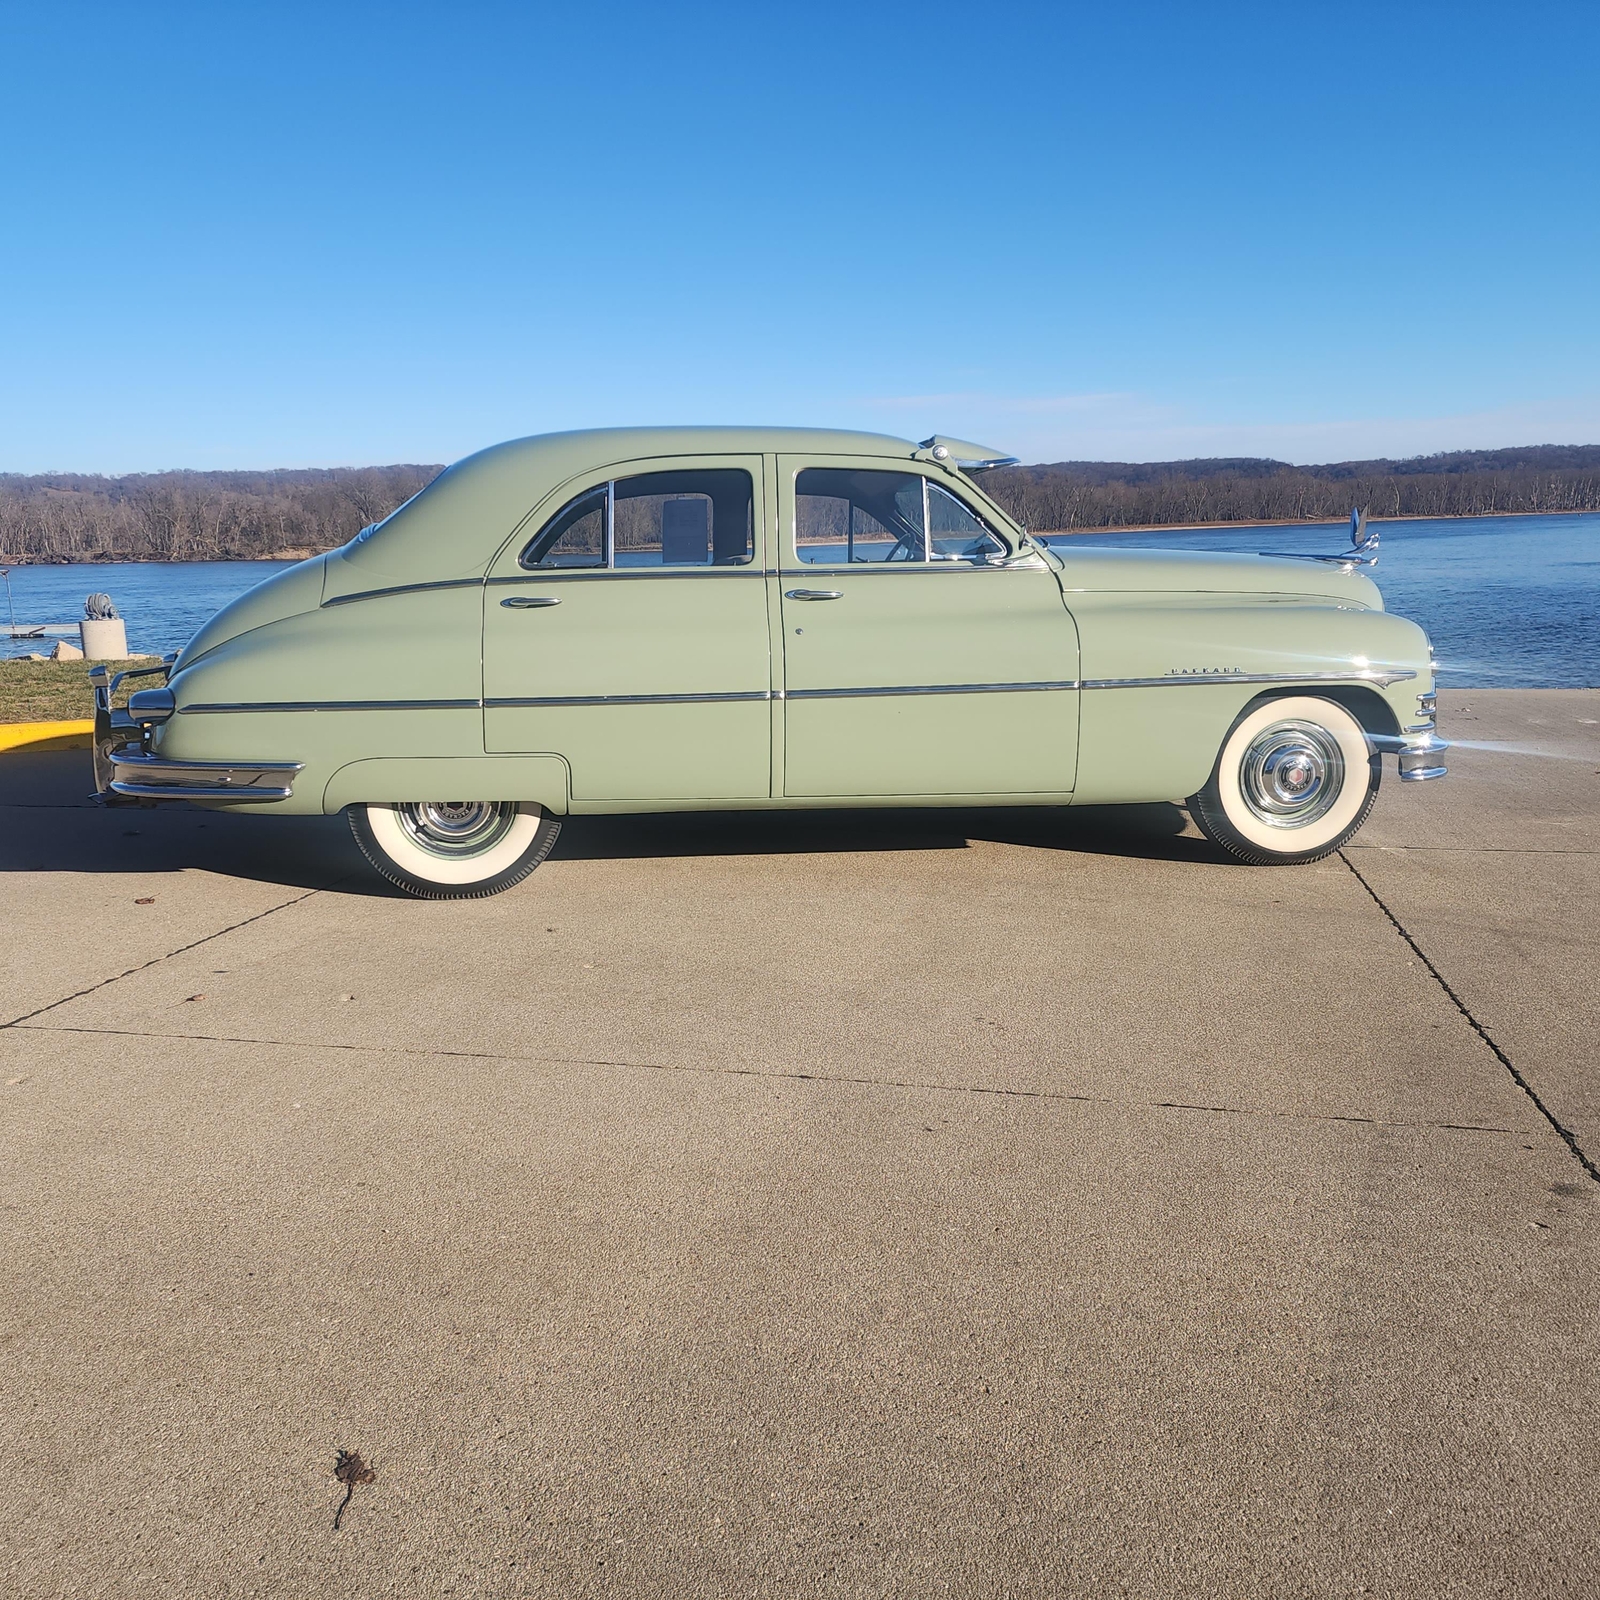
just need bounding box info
[3,445,1599,561]
[982,444,1600,531]
[0,465,441,562]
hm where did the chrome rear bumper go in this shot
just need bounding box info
[89,661,302,804]
[106,751,305,802]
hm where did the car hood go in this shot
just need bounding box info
[1046,545,1383,608]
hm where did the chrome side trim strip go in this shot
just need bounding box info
[486,691,771,709]
[323,578,482,607]
[492,569,770,584]
[178,673,1411,718]
[183,699,481,714]
[1080,669,1418,690]
[785,681,1078,700]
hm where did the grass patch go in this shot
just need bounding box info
[0,659,156,724]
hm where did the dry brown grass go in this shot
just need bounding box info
[0,659,150,724]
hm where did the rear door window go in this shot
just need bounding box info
[520,469,754,569]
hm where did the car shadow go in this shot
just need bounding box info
[550,802,1210,865]
[1,749,1220,892]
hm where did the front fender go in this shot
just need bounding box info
[1069,597,1433,804]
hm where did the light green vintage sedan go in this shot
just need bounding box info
[92,427,1447,897]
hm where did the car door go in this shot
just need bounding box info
[777,456,1079,797]
[483,456,772,801]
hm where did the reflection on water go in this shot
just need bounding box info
[3,512,1597,687]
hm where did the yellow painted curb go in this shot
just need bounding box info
[0,719,94,753]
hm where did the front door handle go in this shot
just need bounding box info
[785,589,843,601]
[501,595,562,609]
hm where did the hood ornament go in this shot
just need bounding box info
[1261,507,1378,572]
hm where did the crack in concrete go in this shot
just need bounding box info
[12,1018,1531,1138]
[1339,849,1600,1184]
[0,886,334,1030]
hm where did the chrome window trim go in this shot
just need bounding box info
[779,558,1025,576]
[487,569,774,584]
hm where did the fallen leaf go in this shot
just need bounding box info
[134,897,155,905]
[332,1449,377,1530]
[184,994,205,1003]
[5,1075,30,1087]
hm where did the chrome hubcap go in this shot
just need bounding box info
[1239,721,1344,829]
[395,800,518,857]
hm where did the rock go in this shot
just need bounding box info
[51,639,84,660]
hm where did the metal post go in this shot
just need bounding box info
[1,567,14,635]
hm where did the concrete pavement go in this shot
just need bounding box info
[2,690,1597,1597]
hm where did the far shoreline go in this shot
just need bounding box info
[0,505,1595,563]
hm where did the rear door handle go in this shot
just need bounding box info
[501,595,561,609]
[785,589,843,601]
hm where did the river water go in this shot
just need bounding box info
[3,511,1596,686]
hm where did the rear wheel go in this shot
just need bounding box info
[1189,696,1379,865]
[348,801,560,898]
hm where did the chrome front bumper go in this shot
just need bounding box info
[90,661,303,804]
[1370,730,1449,783]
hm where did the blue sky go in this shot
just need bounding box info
[2,0,1597,471]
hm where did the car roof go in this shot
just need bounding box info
[467,425,925,469]
[333,426,1014,582]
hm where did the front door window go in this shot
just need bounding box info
[794,468,1006,565]
[796,468,926,563]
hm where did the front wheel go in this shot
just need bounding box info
[1188,696,1379,865]
[348,801,561,898]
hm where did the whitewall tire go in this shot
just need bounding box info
[348,801,561,898]
[1189,696,1379,865]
